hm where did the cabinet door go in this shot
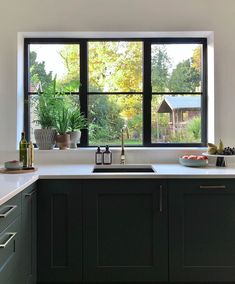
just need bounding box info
[0,217,21,284]
[22,183,37,284]
[37,180,82,283]
[84,179,168,282]
[169,179,235,282]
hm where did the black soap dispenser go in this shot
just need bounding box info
[95,146,103,165]
[103,145,112,165]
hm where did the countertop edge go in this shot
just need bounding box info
[1,163,235,206]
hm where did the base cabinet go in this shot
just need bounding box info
[84,179,168,282]
[0,183,37,284]
[0,193,21,284]
[33,177,235,283]
[37,180,83,283]
[169,179,235,282]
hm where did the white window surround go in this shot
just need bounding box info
[17,31,214,150]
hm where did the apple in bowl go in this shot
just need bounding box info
[179,155,208,167]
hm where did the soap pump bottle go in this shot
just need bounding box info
[103,145,112,165]
[95,146,103,165]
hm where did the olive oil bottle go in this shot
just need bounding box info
[28,140,34,168]
[19,132,27,168]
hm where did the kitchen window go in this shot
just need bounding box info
[24,37,207,147]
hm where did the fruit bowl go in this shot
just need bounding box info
[179,156,208,167]
[4,160,21,170]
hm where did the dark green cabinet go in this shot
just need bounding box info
[84,179,168,282]
[0,184,37,284]
[21,183,37,284]
[37,180,83,283]
[36,177,235,283]
[0,193,21,284]
[169,179,235,282]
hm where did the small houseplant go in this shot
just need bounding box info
[54,102,71,150]
[68,104,87,148]
[32,82,57,150]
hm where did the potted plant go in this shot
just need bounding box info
[68,105,87,148]
[32,83,57,150]
[54,102,71,150]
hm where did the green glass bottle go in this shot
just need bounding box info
[19,132,27,168]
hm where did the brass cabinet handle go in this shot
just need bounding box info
[0,205,17,218]
[159,185,163,213]
[199,185,226,189]
[0,232,17,248]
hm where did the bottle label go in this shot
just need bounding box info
[96,153,103,164]
[20,142,27,167]
[103,153,111,164]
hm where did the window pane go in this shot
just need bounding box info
[88,41,143,92]
[29,44,80,92]
[88,95,143,146]
[151,44,202,93]
[151,95,202,143]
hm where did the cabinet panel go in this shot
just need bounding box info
[37,180,82,283]
[97,193,153,266]
[84,179,168,282]
[21,183,37,284]
[0,217,20,284]
[169,179,235,282]
[51,193,69,267]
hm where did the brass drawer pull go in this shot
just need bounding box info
[200,185,226,189]
[0,232,17,248]
[0,205,17,218]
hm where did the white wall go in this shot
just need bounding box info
[0,0,234,150]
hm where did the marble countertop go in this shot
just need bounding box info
[1,163,235,206]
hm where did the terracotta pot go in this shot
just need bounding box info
[34,129,57,150]
[56,133,70,150]
[68,131,81,148]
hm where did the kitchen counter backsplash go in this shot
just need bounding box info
[0,147,212,165]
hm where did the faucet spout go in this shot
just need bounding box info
[120,125,129,164]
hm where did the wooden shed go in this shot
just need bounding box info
[157,95,200,133]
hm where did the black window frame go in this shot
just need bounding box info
[24,37,207,147]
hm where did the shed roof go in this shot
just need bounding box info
[157,95,201,113]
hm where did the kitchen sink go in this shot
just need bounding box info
[92,164,155,173]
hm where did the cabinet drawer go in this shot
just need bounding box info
[0,217,20,284]
[0,194,21,233]
[171,179,234,192]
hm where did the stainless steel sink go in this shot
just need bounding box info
[92,164,155,173]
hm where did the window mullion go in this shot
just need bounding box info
[24,40,30,141]
[143,40,152,146]
[201,40,208,146]
[79,39,88,146]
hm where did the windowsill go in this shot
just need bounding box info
[12,146,208,152]
[1,147,207,165]
[0,147,208,166]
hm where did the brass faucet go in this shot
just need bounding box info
[120,125,129,164]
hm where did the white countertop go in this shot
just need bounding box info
[1,163,235,206]
[0,173,38,206]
